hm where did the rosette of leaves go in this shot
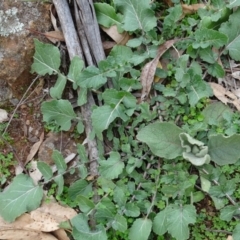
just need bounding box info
[179,133,211,166]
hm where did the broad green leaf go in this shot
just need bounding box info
[227,0,240,8]
[77,120,84,134]
[68,179,92,199]
[77,195,95,213]
[113,186,127,207]
[103,89,136,108]
[207,62,225,78]
[0,174,43,222]
[153,208,168,235]
[129,218,152,240]
[112,214,128,232]
[67,56,84,89]
[92,105,128,137]
[77,88,87,106]
[31,39,60,75]
[137,122,184,159]
[193,28,228,49]
[119,78,142,91]
[233,223,240,240]
[52,150,67,174]
[71,213,107,240]
[95,198,116,221]
[202,102,233,126]
[50,74,67,99]
[78,164,88,179]
[199,47,218,64]
[220,205,239,221]
[124,203,140,217]
[209,185,226,198]
[208,134,240,165]
[41,99,76,131]
[115,0,157,32]
[37,161,52,181]
[200,175,211,192]
[219,9,240,61]
[94,3,123,30]
[97,177,116,193]
[187,75,213,106]
[167,204,196,240]
[209,179,236,197]
[211,196,226,210]
[99,152,124,179]
[127,38,143,48]
[77,144,88,162]
[163,4,182,35]
[54,175,64,195]
[192,191,205,203]
[109,45,133,62]
[77,65,112,89]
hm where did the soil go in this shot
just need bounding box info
[1,78,45,169]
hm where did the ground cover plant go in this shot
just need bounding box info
[1,0,240,239]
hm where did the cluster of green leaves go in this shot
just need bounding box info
[1,0,240,240]
[0,152,15,186]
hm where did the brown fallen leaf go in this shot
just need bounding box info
[232,71,240,80]
[53,228,70,240]
[44,31,65,44]
[38,202,78,220]
[101,25,130,45]
[25,132,44,165]
[102,41,116,54]
[140,39,179,101]
[0,214,58,240]
[182,3,206,15]
[0,229,41,239]
[209,82,240,111]
[50,4,59,32]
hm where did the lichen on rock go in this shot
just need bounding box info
[0,7,24,37]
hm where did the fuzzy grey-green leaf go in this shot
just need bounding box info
[41,99,76,131]
[0,174,43,222]
[129,218,152,240]
[31,39,60,75]
[115,0,157,32]
[137,122,184,159]
[208,134,240,165]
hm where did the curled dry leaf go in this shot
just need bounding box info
[29,160,43,185]
[140,39,178,101]
[233,88,240,98]
[47,5,65,44]
[37,202,77,221]
[29,211,59,232]
[0,214,58,240]
[181,3,206,15]
[101,25,130,45]
[44,31,65,44]
[26,132,44,165]
[0,202,76,239]
[0,229,41,240]
[53,228,70,240]
[209,82,240,111]
[50,4,60,32]
[232,71,240,80]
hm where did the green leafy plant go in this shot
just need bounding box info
[0,152,15,186]
[2,1,240,240]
